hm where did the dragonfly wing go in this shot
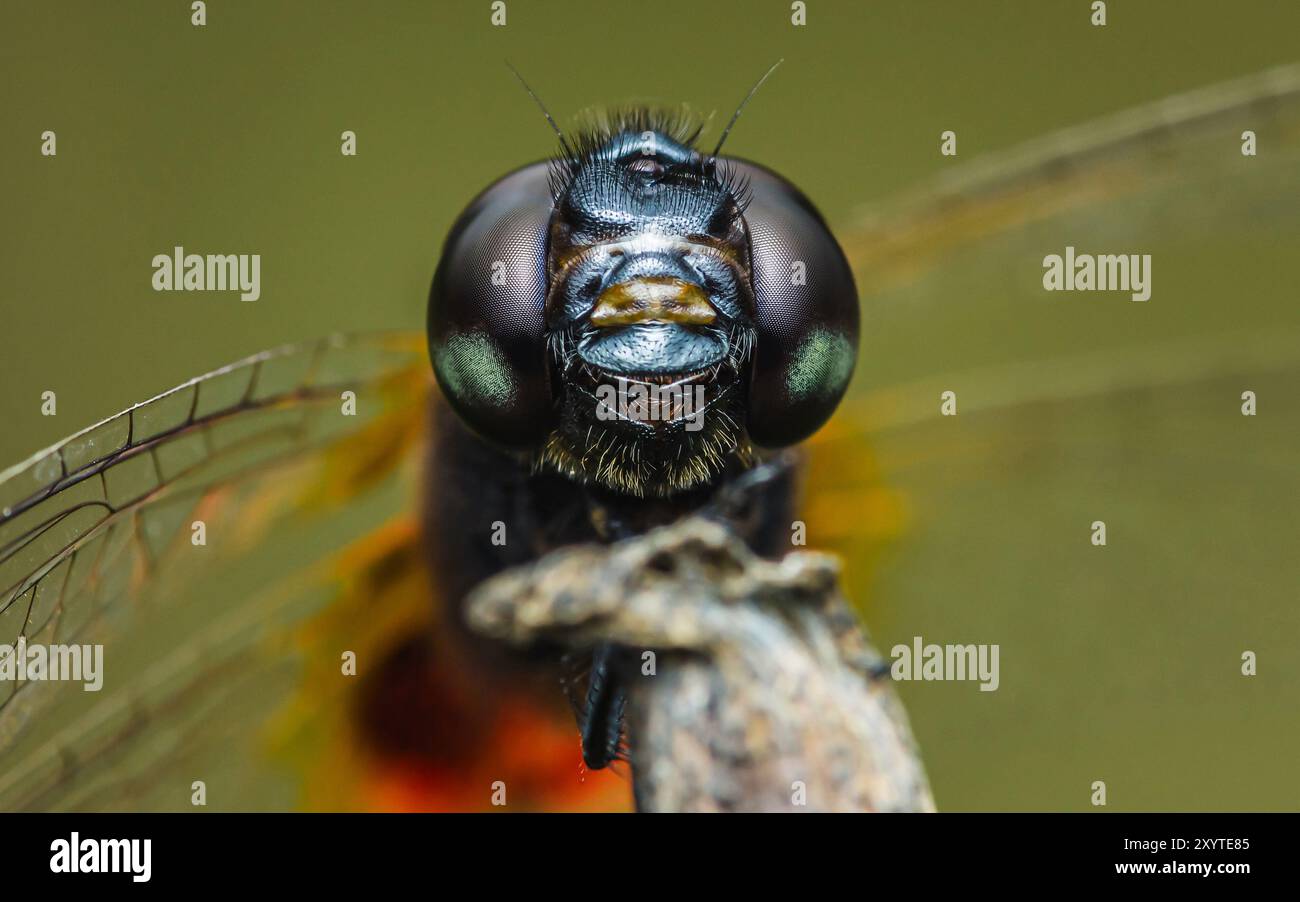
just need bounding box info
[811,64,1300,809]
[0,331,631,812]
[0,332,431,809]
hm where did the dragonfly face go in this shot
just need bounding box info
[543,128,756,497]
[428,111,860,498]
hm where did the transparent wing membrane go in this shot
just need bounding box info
[811,65,1300,810]
[0,333,429,809]
[843,63,1300,306]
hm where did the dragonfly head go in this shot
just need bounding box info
[428,110,858,497]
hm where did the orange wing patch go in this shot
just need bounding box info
[266,515,632,812]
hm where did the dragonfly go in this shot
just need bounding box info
[1,63,1297,812]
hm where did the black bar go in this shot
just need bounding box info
[6,812,1282,888]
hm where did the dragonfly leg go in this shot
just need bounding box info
[580,641,627,770]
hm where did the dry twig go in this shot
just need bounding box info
[468,517,935,812]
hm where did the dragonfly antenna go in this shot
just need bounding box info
[710,58,784,159]
[506,61,575,159]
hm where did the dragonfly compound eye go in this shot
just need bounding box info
[739,162,859,448]
[428,164,556,448]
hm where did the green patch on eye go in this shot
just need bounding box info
[786,328,854,401]
[437,330,516,407]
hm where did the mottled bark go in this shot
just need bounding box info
[467,517,935,812]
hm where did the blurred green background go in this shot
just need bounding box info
[2,1,1297,811]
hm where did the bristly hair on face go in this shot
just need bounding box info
[545,105,753,216]
[565,104,708,163]
[506,60,780,218]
